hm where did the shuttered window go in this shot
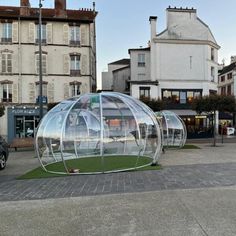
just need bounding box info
[1,53,12,73]
[35,53,47,74]
[70,55,80,76]
[70,26,80,45]
[70,84,80,97]
[1,23,12,43]
[36,24,46,44]
[2,83,12,102]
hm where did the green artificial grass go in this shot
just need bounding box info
[181,144,200,149]
[18,155,162,180]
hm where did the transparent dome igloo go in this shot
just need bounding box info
[155,110,187,148]
[36,92,162,174]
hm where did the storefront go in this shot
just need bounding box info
[7,106,47,143]
[171,110,214,139]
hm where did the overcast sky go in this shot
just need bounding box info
[1,0,236,88]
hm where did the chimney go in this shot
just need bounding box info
[149,16,157,40]
[55,0,67,17]
[230,56,236,64]
[20,0,30,16]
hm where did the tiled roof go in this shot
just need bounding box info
[0,6,97,21]
[219,62,236,76]
[109,59,130,65]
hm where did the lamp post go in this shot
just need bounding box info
[39,0,44,120]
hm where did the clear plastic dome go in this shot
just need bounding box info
[36,92,162,174]
[155,110,187,148]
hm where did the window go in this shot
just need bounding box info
[36,83,47,97]
[35,53,47,74]
[70,54,80,76]
[70,25,80,45]
[70,83,81,97]
[138,54,145,67]
[221,76,225,82]
[211,67,215,82]
[36,24,46,43]
[1,23,12,43]
[139,87,150,98]
[211,48,214,61]
[162,89,202,104]
[221,86,226,95]
[1,83,12,102]
[227,73,232,80]
[1,53,12,73]
[227,85,231,95]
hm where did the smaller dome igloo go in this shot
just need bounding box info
[155,110,187,148]
[36,92,162,174]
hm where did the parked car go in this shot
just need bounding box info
[0,136,9,170]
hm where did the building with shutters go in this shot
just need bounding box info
[0,0,97,142]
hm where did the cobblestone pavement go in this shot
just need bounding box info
[1,162,236,201]
[1,143,236,202]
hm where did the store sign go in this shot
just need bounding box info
[195,115,207,119]
[12,109,37,115]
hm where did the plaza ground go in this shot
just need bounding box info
[0,140,236,235]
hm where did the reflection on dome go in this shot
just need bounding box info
[36,92,162,174]
[155,110,187,148]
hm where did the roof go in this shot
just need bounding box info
[108,59,130,65]
[0,6,97,22]
[219,62,236,76]
[128,47,150,54]
[112,65,130,73]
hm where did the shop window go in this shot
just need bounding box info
[138,54,145,67]
[1,23,12,43]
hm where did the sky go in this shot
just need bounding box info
[1,0,236,89]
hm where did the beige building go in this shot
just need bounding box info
[0,0,97,142]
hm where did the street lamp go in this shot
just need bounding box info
[39,0,44,120]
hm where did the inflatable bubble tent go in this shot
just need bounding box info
[36,92,162,174]
[155,110,187,148]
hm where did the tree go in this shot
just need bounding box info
[192,94,236,146]
[140,96,166,112]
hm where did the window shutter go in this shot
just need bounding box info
[29,23,35,43]
[63,54,70,74]
[12,22,18,43]
[12,83,18,103]
[80,25,87,45]
[28,83,36,103]
[64,83,69,99]
[81,55,87,75]
[0,54,2,73]
[35,54,39,74]
[48,83,54,103]
[46,23,53,44]
[63,24,69,45]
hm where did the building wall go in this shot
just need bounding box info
[113,67,130,93]
[130,50,150,81]
[0,5,97,141]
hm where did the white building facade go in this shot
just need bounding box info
[0,0,97,142]
[130,7,220,138]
